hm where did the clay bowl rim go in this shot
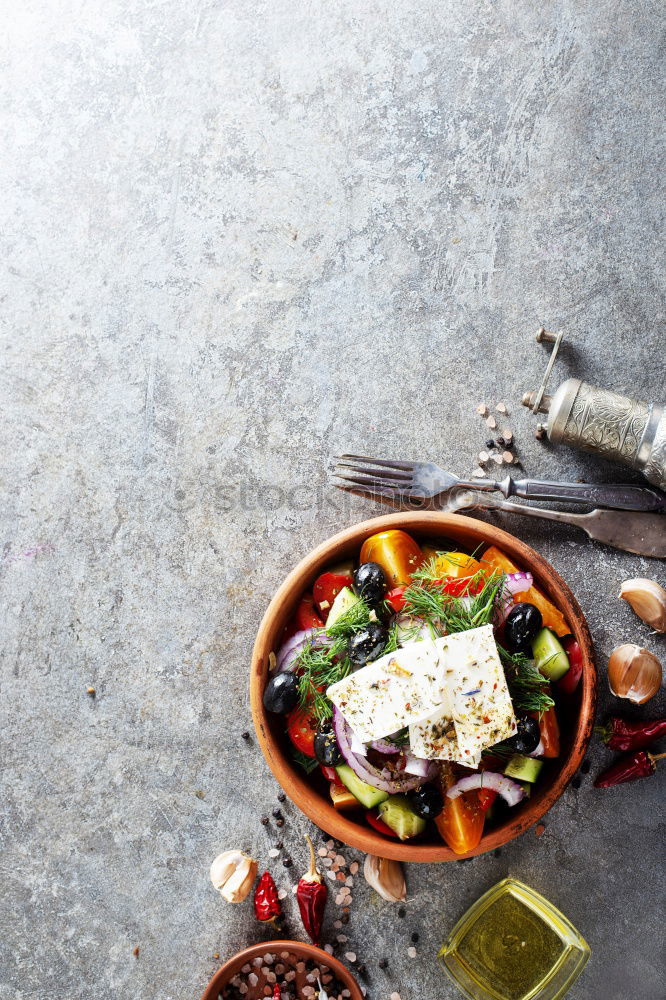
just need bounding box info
[200,939,363,1000]
[250,511,597,862]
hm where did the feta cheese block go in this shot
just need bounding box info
[409,624,516,761]
[326,638,447,743]
[409,702,482,767]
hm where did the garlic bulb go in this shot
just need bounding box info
[619,578,666,633]
[363,854,406,903]
[607,644,662,704]
[210,849,257,903]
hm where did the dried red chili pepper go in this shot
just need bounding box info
[595,716,666,752]
[272,985,281,1000]
[594,750,666,788]
[296,835,328,944]
[253,871,281,923]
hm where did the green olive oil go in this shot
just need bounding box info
[439,879,590,1000]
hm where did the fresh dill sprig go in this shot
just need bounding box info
[383,621,401,654]
[325,597,372,638]
[500,647,555,713]
[291,747,319,774]
[409,554,441,583]
[402,571,505,635]
[296,642,351,721]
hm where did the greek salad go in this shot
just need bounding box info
[263,529,583,854]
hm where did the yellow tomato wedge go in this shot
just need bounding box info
[432,551,483,580]
[480,545,569,637]
[359,530,424,587]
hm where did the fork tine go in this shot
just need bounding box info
[334,461,412,482]
[336,453,415,472]
[332,472,415,492]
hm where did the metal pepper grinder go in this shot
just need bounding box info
[522,328,666,491]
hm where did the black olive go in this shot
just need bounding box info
[506,714,541,754]
[504,603,543,654]
[353,562,387,606]
[348,622,389,666]
[407,784,443,820]
[314,724,343,766]
[262,671,299,714]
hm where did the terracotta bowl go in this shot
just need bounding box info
[200,940,363,1000]
[250,512,596,862]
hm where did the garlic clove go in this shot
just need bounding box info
[220,856,257,903]
[619,578,666,633]
[363,854,406,903]
[210,850,257,903]
[607,643,663,705]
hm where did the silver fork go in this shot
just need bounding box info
[332,454,666,512]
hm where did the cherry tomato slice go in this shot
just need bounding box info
[365,810,398,837]
[435,791,485,854]
[530,705,560,758]
[438,575,486,597]
[313,572,353,615]
[320,765,344,787]
[286,705,318,757]
[558,636,583,694]
[477,788,498,811]
[386,586,408,612]
[295,594,324,631]
[359,530,424,588]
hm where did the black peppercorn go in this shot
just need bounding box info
[272,807,282,819]
[379,958,388,969]
[411,932,419,943]
[497,436,506,447]
[485,439,495,449]
[260,815,269,826]
[277,792,286,803]
[282,857,292,867]
[276,818,285,828]
[275,841,283,849]
[241,731,250,741]
[398,907,406,918]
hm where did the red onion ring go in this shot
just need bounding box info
[369,739,401,755]
[446,771,525,807]
[275,629,333,673]
[495,572,534,627]
[332,708,435,793]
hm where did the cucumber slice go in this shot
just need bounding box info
[531,627,570,681]
[504,754,544,783]
[378,795,427,840]
[335,765,389,809]
[325,587,359,629]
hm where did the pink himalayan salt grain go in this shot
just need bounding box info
[344,952,356,963]
[349,862,359,875]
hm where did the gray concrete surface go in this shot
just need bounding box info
[1,2,664,998]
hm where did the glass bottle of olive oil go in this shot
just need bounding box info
[439,878,590,1000]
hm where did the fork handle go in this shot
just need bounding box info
[501,477,666,512]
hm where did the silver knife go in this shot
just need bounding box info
[449,490,666,558]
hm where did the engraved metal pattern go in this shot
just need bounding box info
[561,383,650,466]
[643,414,666,491]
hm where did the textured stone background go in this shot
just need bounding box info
[0,2,664,998]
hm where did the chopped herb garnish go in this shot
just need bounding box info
[325,597,372,638]
[296,641,351,721]
[500,647,555,713]
[290,747,318,774]
[402,571,505,634]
